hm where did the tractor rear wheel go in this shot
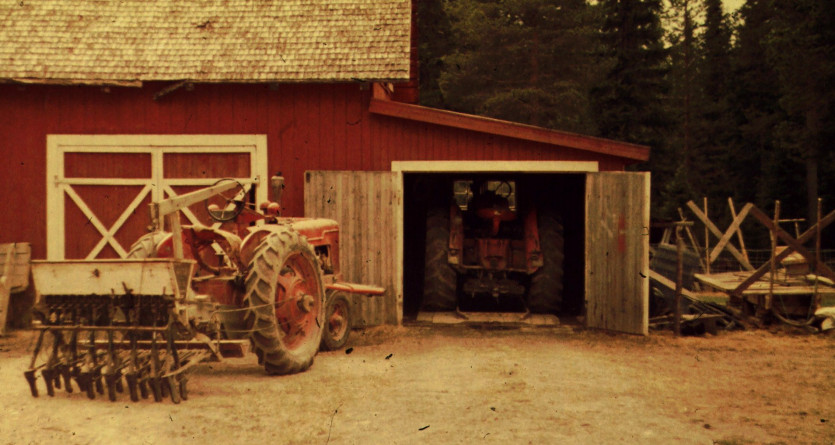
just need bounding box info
[528,209,565,313]
[320,292,352,351]
[243,230,325,375]
[422,206,458,311]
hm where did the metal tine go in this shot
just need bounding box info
[68,315,88,393]
[52,329,75,394]
[24,330,47,397]
[166,323,181,404]
[125,331,141,402]
[42,330,64,397]
[150,332,164,402]
[80,329,106,399]
[104,330,119,402]
[48,328,84,395]
[135,350,153,400]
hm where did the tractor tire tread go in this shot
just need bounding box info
[422,207,457,311]
[243,230,324,375]
[528,210,565,314]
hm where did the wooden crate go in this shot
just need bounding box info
[0,242,32,335]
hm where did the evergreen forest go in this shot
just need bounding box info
[416,0,835,246]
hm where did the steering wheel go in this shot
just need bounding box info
[493,181,513,198]
[204,179,247,222]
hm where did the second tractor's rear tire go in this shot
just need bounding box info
[421,206,458,311]
[243,230,325,375]
[528,209,565,314]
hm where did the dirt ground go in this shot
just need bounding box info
[1,324,833,445]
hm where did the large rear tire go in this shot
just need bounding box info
[422,206,458,311]
[528,209,565,314]
[244,230,325,375]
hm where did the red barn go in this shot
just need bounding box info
[0,0,650,333]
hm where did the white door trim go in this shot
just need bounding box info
[46,134,268,260]
[390,160,599,323]
[391,160,598,173]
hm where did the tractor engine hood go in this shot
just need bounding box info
[276,217,340,241]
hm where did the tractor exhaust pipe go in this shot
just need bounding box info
[270,173,285,209]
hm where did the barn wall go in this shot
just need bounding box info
[0,82,632,258]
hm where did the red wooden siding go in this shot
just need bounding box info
[163,153,251,179]
[65,152,152,178]
[0,82,634,258]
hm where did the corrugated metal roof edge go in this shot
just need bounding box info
[368,97,651,163]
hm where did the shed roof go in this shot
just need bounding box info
[369,96,651,162]
[0,0,411,86]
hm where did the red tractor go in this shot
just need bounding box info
[422,179,564,315]
[26,176,382,403]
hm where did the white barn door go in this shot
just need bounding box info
[46,135,268,260]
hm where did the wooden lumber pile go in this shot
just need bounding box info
[677,198,835,330]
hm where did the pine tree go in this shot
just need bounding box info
[692,0,734,221]
[701,0,730,105]
[591,0,672,216]
[437,0,601,133]
[725,0,786,214]
[663,0,701,210]
[417,0,453,108]
[767,0,835,222]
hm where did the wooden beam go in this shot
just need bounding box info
[686,201,754,270]
[733,207,835,295]
[748,205,835,282]
[728,198,750,263]
[678,208,706,271]
[369,98,650,161]
[709,202,752,264]
[649,270,697,299]
[155,180,240,218]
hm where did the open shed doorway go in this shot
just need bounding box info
[398,164,592,323]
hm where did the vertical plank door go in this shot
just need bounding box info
[304,170,402,326]
[585,172,650,334]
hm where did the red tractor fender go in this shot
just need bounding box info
[239,218,341,276]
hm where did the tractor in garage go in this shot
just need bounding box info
[422,178,564,315]
[25,176,382,403]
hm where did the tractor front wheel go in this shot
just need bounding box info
[243,230,325,375]
[320,292,352,351]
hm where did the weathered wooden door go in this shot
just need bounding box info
[46,135,267,260]
[304,170,402,326]
[585,172,650,334]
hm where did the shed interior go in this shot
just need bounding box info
[402,172,587,320]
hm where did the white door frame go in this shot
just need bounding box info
[390,160,599,322]
[46,134,268,260]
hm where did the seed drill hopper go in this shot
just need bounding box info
[25,177,383,403]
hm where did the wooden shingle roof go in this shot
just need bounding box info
[0,0,411,86]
